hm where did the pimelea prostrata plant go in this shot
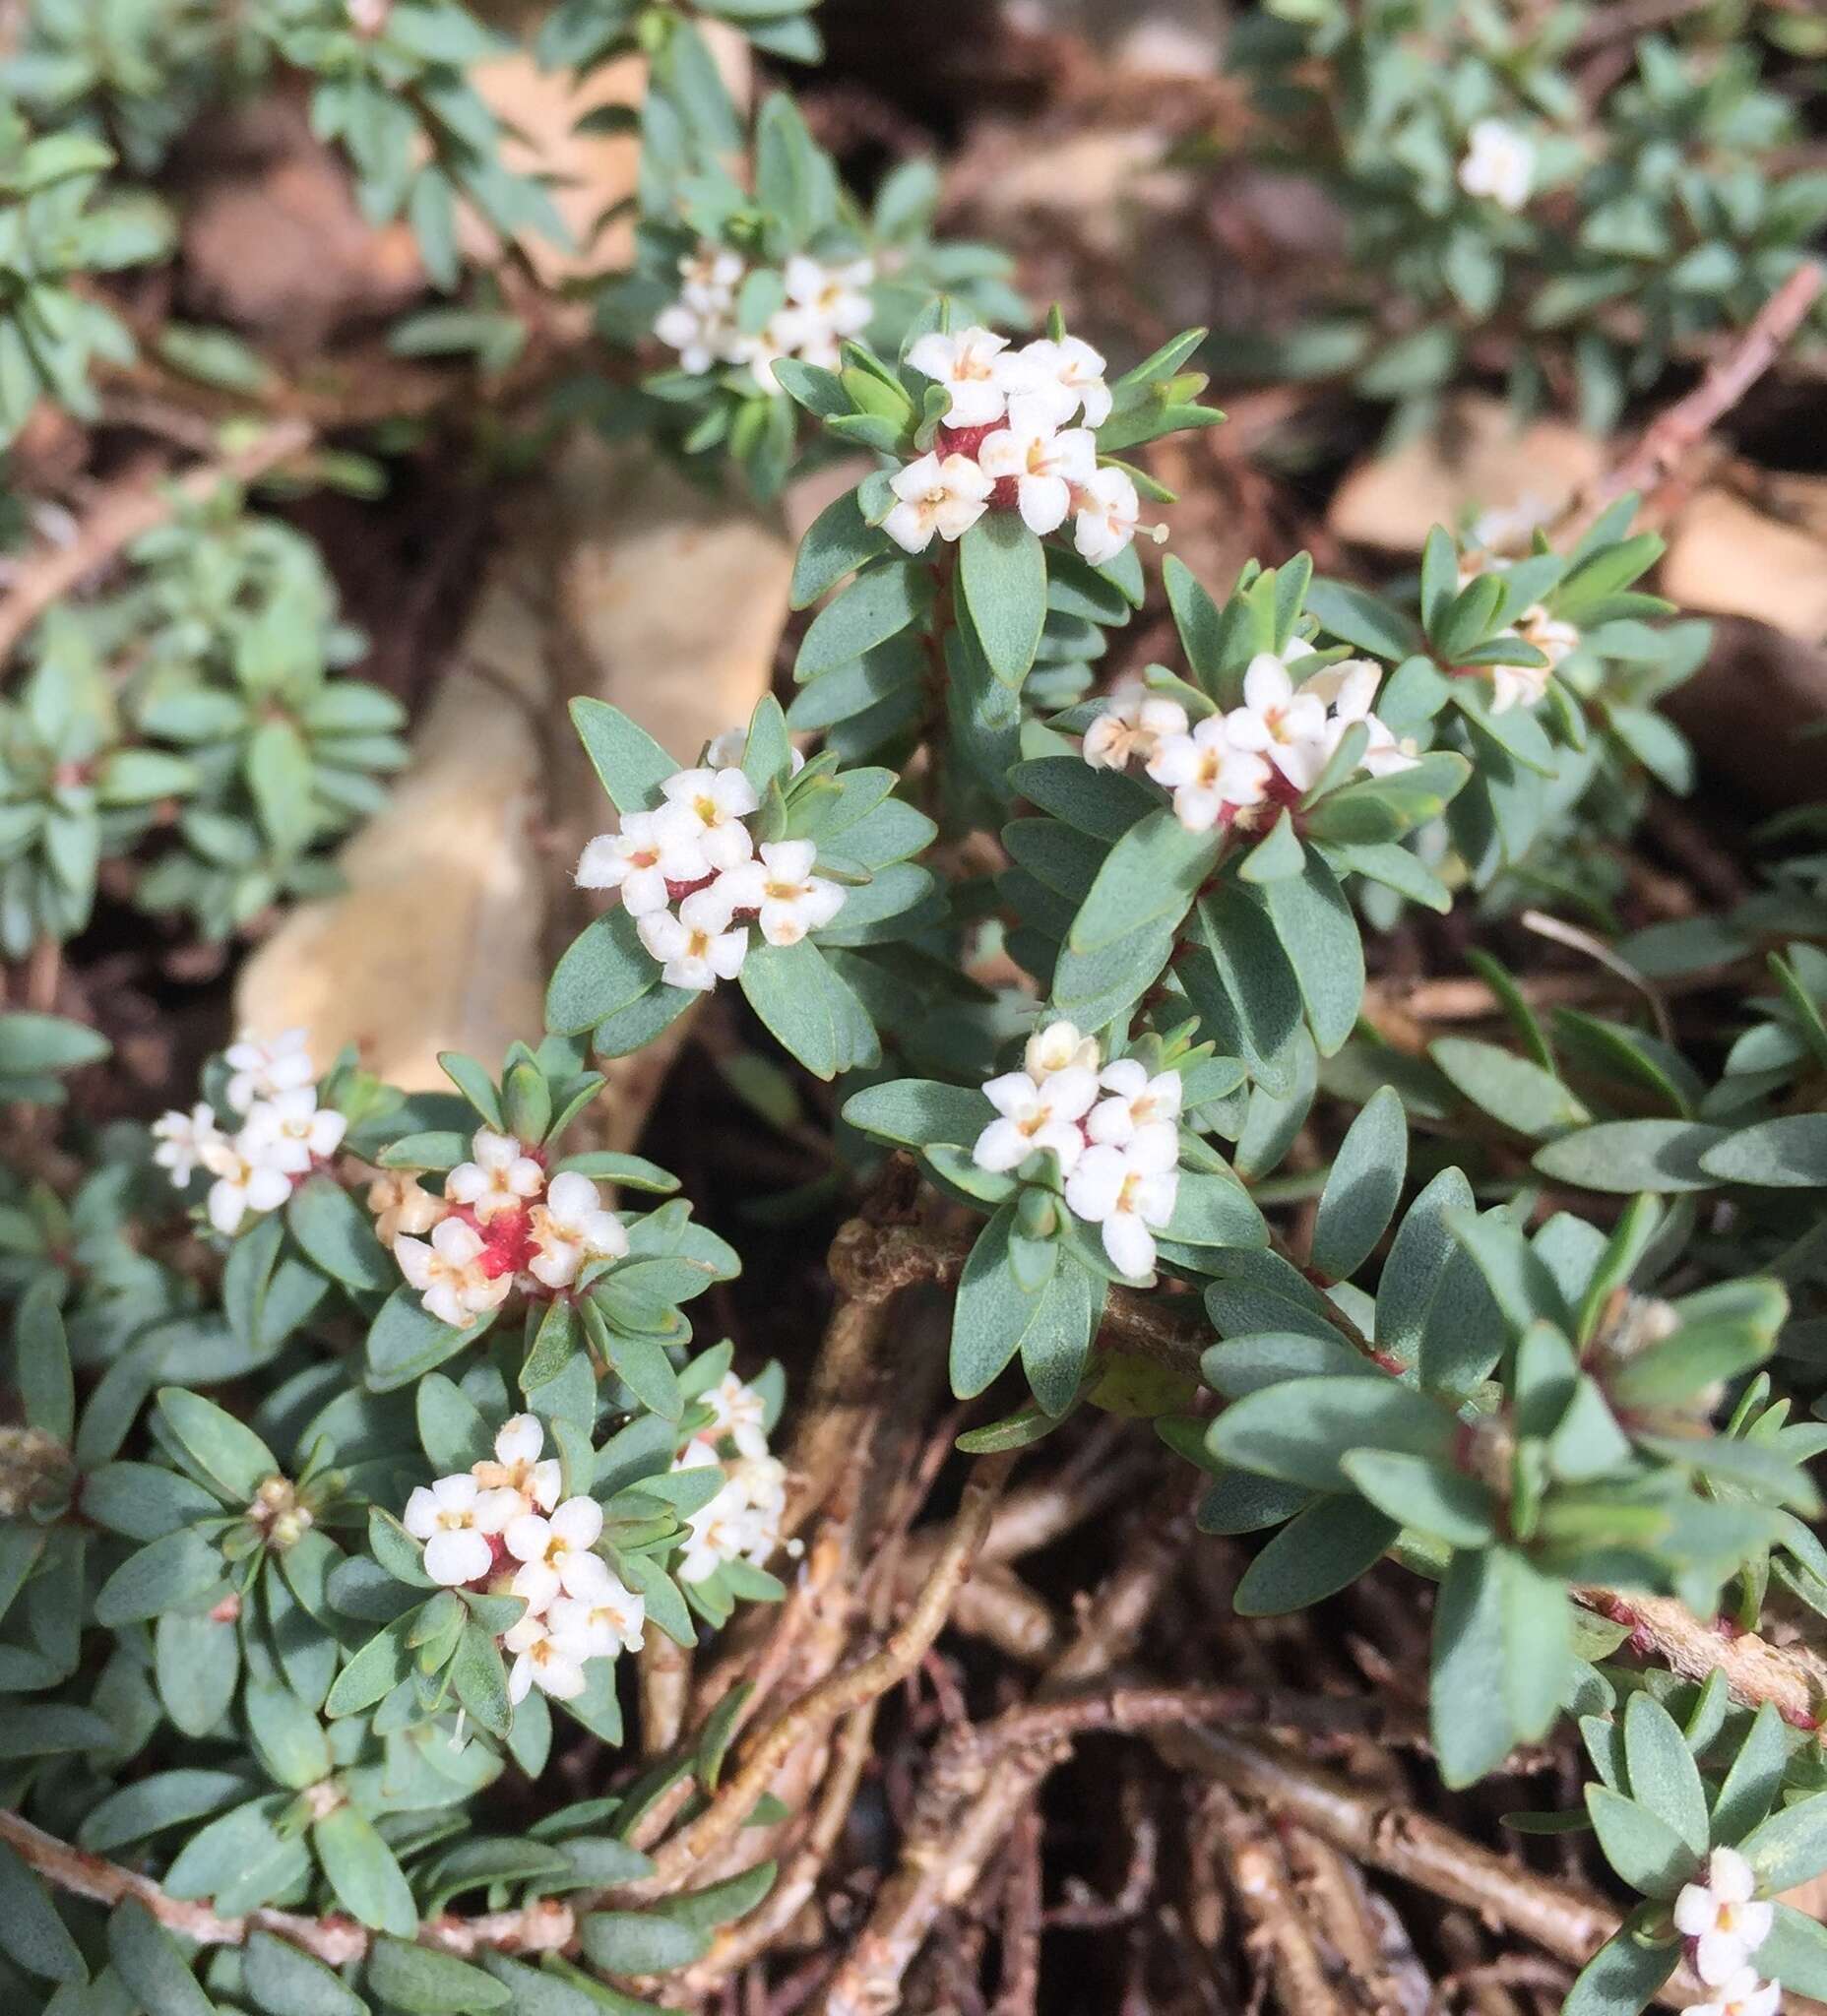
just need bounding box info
[5,2,1827,2012]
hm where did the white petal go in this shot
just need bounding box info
[1711,1851,1756,1906]
[1064,1147,1126,1222]
[424,1527,491,1586]
[403,1486,440,1539]
[551,1496,604,1549]
[883,500,935,553]
[1696,1933,1751,1990]
[1017,472,1071,536]
[1102,1211,1157,1280]
[505,1514,551,1563]
[973,1119,1033,1173]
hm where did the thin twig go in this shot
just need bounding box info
[621,1452,1015,1904]
[1578,263,1824,525]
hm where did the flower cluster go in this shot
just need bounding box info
[375,1129,628,1330]
[576,760,846,993]
[1457,118,1536,213]
[885,326,1156,567]
[655,241,875,394]
[972,1021,1183,1279]
[1082,652,1416,836]
[1675,1849,1778,2009]
[152,1029,347,1235]
[1459,558,1582,714]
[403,1416,645,1706]
[671,1371,789,1586]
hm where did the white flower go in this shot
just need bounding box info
[404,1474,493,1587]
[906,324,1016,427]
[727,1453,788,1564]
[1024,1020,1101,1083]
[1484,603,1575,715]
[1082,680,1188,772]
[672,1439,782,1585]
[1675,1850,1774,1989]
[1225,652,1333,791]
[506,1494,606,1615]
[1017,334,1111,429]
[1073,465,1151,566]
[528,1171,628,1291]
[198,1134,292,1235]
[575,809,711,918]
[728,313,806,395]
[1064,1133,1180,1280]
[153,1103,222,1186]
[977,396,1098,536]
[715,839,847,948]
[882,451,993,554]
[223,1029,315,1115]
[656,299,731,378]
[366,1169,446,1247]
[704,726,805,776]
[472,1415,562,1527]
[1146,718,1271,833]
[658,766,759,872]
[782,253,875,366]
[394,1217,512,1330]
[972,1065,1100,1176]
[446,1129,545,1223]
[702,1371,770,1460]
[1458,118,1535,213]
[638,887,750,992]
[505,1608,591,1704]
[1690,1970,1782,2016]
[1300,658,1419,779]
[1085,1058,1183,1151]
[679,242,744,313]
[550,1552,646,1657]
[239,1088,347,1175]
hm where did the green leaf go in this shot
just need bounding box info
[1209,1375,1452,1492]
[1232,1495,1398,1615]
[244,1929,369,2016]
[287,1176,394,1292]
[94,1529,225,1626]
[1260,850,1363,1056]
[1622,1693,1709,1859]
[17,1276,73,1444]
[841,1077,988,1150]
[958,515,1047,688]
[795,563,929,682]
[1431,1038,1588,1139]
[1584,1786,1702,1899]
[1068,808,1221,955]
[1760,1904,1827,1999]
[1739,1790,1827,1894]
[368,1936,510,2012]
[1339,1450,1495,1547]
[951,1206,1045,1399]
[1712,1702,1789,1843]
[451,1618,513,1740]
[107,1900,214,2016]
[661,1858,778,1931]
[1309,1085,1407,1284]
[1562,1920,1678,2016]
[324,1610,419,1719]
[545,911,657,1039]
[157,1386,278,1499]
[569,700,676,814]
[1533,1121,1727,1194]
[0,1838,85,1984]
[579,1911,710,1975]
[365,1287,478,1391]
[314,1805,417,1935]
[1432,1548,1569,1788]
[790,487,889,609]
[738,939,878,1080]
[1700,1115,1827,1187]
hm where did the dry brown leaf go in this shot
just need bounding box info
[1325,395,1606,553]
[1661,487,1827,642]
[234,438,792,1145]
